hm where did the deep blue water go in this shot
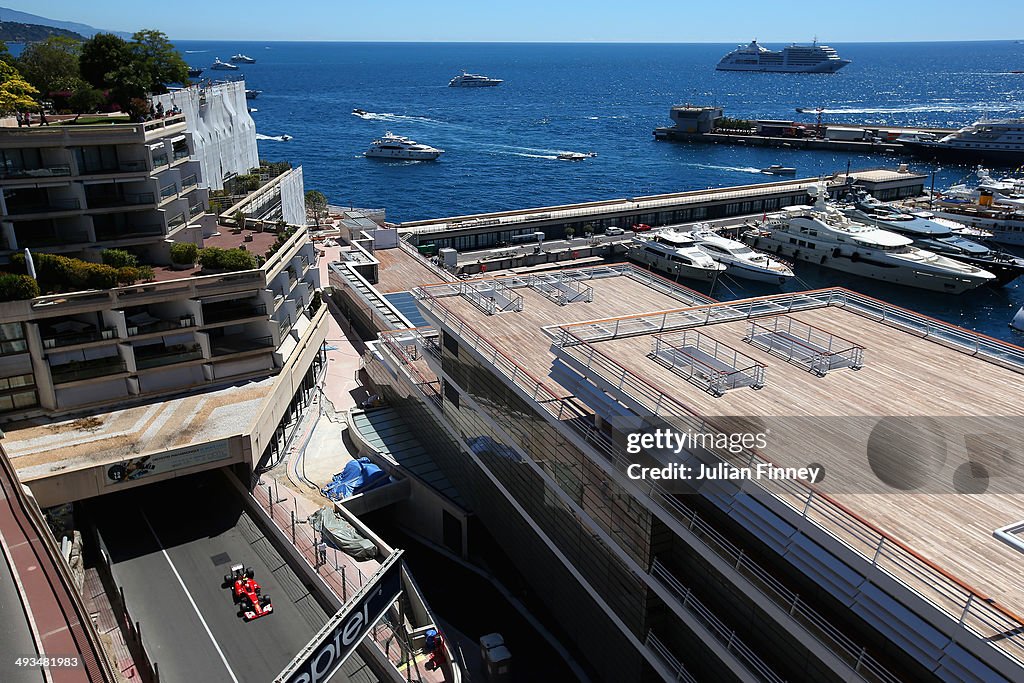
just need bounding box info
[173,41,1024,341]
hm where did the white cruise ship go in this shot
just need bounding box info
[448,71,503,87]
[716,39,850,73]
[742,185,995,293]
[364,132,444,160]
[627,230,726,281]
[899,118,1024,163]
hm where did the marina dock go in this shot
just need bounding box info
[653,105,957,157]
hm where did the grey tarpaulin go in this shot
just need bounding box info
[307,506,378,561]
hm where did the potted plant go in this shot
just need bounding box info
[169,242,199,270]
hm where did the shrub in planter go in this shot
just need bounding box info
[101,249,139,269]
[116,267,138,286]
[219,248,257,271]
[170,242,198,265]
[74,262,118,290]
[0,273,40,301]
[198,247,225,270]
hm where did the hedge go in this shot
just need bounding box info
[100,249,139,269]
[0,273,41,301]
[10,252,152,292]
[198,247,257,271]
[170,241,199,265]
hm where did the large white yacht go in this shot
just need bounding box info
[742,185,996,293]
[687,227,794,285]
[448,71,503,87]
[716,39,850,73]
[899,118,1024,163]
[627,230,726,281]
[210,57,239,71]
[927,201,1024,246]
[230,53,256,64]
[364,132,444,160]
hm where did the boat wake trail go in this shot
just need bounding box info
[353,111,444,125]
[509,152,559,160]
[684,163,763,174]
[185,50,208,54]
[256,133,291,142]
[802,103,1023,115]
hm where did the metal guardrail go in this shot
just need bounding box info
[0,164,71,179]
[399,283,1024,678]
[50,358,127,384]
[644,631,698,683]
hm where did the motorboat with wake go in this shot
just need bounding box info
[741,184,996,293]
[557,151,597,161]
[761,165,796,176]
[839,189,1024,285]
[627,230,726,281]
[365,132,444,160]
[687,226,794,284]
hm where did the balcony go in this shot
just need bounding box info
[172,148,191,162]
[210,334,273,357]
[93,223,163,241]
[41,324,118,349]
[5,198,81,215]
[152,154,168,168]
[16,229,91,249]
[50,356,127,384]
[159,183,178,200]
[134,343,203,370]
[87,191,156,209]
[181,174,198,191]
[202,301,267,324]
[0,165,71,180]
[126,313,196,336]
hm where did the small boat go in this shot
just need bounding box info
[1012,306,1024,331]
[557,152,595,161]
[352,108,368,117]
[245,89,261,99]
[187,67,204,78]
[230,54,256,64]
[761,164,797,175]
[280,134,292,141]
[210,58,239,71]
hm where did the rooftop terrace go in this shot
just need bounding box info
[409,268,1024,669]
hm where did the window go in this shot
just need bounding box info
[443,379,460,408]
[73,145,119,173]
[442,330,459,356]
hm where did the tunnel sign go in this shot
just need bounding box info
[275,551,403,683]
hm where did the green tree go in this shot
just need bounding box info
[129,30,188,92]
[0,41,15,66]
[16,36,82,95]
[68,85,106,114]
[79,33,131,89]
[0,61,39,114]
[305,190,327,227]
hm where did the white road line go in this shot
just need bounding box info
[140,511,240,683]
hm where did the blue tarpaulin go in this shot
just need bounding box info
[321,457,390,501]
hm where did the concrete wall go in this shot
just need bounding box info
[156,82,258,191]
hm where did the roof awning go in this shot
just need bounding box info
[169,134,187,144]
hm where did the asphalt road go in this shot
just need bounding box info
[88,471,343,683]
[0,547,44,683]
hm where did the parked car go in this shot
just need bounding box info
[605,226,625,236]
[632,223,652,232]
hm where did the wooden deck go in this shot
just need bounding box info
[420,276,1024,617]
[374,247,447,293]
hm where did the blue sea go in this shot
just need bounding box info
[174,40,1024,341]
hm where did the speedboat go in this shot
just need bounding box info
[187,67,203,78]
[761,165,796,176]
[245,89,261,99]
[627,230,726,281]
[210,58,239,71]
[448,71,503,87]
[280,134,292,141]
[688,226,794,285]
[365,132,444,160]
[741,183,996,294]
[352,108,369,117]
[230,54,256,64]
[839,189,1024,285]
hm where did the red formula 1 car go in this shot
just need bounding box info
[223,564,273,621]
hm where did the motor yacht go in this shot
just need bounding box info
[245,89,261,99]
[627,230,727,281]
[761,165,796,176]
[741,184,996,293]
[210,58,239,71]
[688,227,794,284]
[364,132,444,160]
[716,39,850,73]
[231,54,256,64]
[898,118,1024,163]
[839,190,1024,285]
[187,67,203,78]
[448,71,503,87]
